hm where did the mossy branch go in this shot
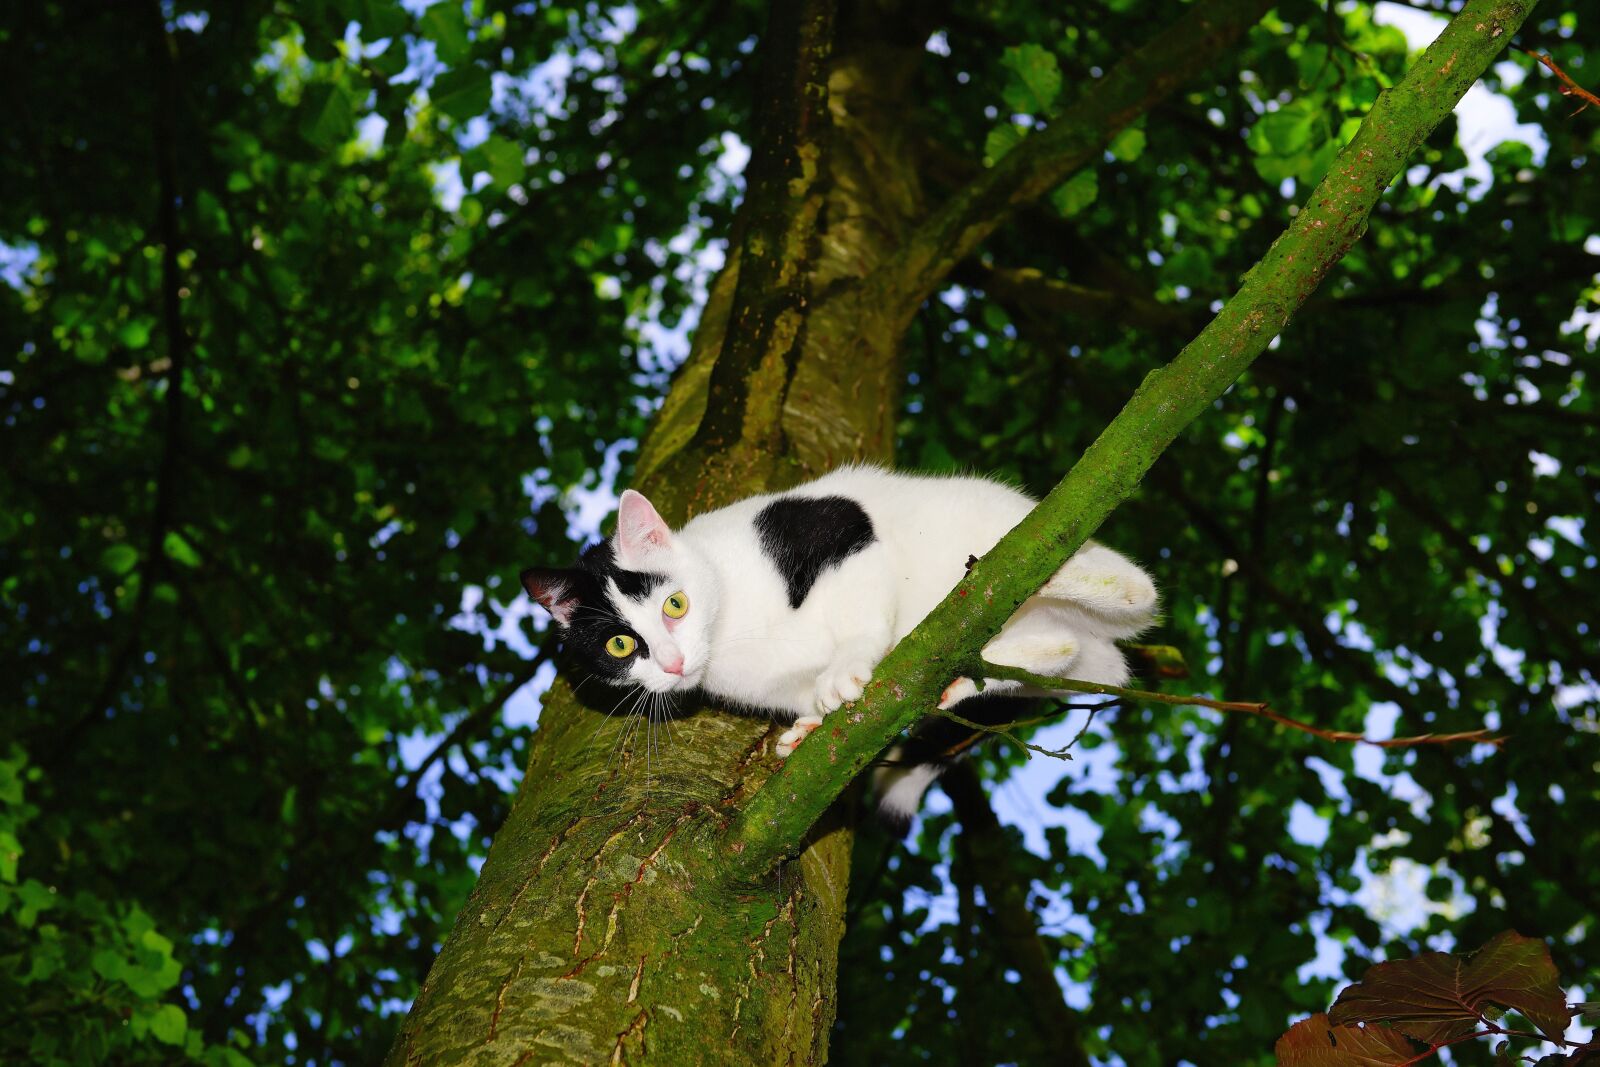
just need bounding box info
[719,0,1537,885]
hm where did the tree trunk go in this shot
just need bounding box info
[385,6,931,1063]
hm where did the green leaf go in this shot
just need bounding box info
[17,879,55,928]
[150,1003,187,1046]
[1000,44,1062,114]
[419,2,470,64]
[0,830,20,883]
[91,948,126,982]
[1252,104,1317,156]
[983,123,1026,167]
[102,544,139,575]
[118,318,153,350]
[1109,127,1146,162]
[431,66,492,122]
[362,0,410,39]
[368,40,410,78]
[1329,931,1572,1044]
[1120,644,1190,679]
[162,531,203,569]
[1050,169,1098,217]
[480,135,526,187]
[299,83,355,148]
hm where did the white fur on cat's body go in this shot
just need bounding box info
[599,465,1158,758]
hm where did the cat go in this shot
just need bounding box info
[520,465,1159,829]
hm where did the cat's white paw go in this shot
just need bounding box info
[775,715,824,758]
[813,657,874,716]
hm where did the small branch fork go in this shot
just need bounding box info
[1524,48,1600,115]
[1396,1011,1595,1065]
[932,661,1501,763]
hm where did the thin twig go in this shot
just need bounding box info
[975,661,1505,750]
[924,697,1119,761]
[1524,49,1600,116]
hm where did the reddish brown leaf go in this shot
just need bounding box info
[1330,931,1570,1044]
[1276,1014,1419,1066]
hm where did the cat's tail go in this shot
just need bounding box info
[871,693,1043,836]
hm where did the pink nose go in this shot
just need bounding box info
[660,655,684,676]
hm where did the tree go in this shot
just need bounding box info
[2,0,1595,1064]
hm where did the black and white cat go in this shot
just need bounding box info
[520,465,1158,826]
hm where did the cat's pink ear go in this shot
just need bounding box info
[617,489,673,564]
[521,568,579,625]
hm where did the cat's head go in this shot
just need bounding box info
[521,490,719,695]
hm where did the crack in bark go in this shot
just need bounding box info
[571,812,649,959]
[610,1008,650,1066]
[487,954,526,1043]
[731,888,802,1039]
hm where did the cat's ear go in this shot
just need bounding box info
[520,568,580,626]
[616,489,673,565]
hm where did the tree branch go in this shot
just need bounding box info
[689,0,836,455]
[877,0,1275,318]
[1525,48,1600,115]
[55,8,189,763]
[380,651,550,831]
[943,762,1091,1067]
[719,0,1535,884]
[973,663,1502,750]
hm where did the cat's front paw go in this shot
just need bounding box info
[775,715,824,758]
[814,656,875,716]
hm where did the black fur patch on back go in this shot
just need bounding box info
[754,495,875,609]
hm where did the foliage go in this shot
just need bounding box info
[1,0,1596,1063]
[1277,930,1596,1064]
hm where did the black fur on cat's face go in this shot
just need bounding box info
[521,490,720,694]
[521,541,667,684]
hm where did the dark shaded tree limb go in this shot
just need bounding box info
[943,762,1091,1067]
[877,0,1276,319]
[690,0,836,456]
[721,0,1537,883]
[57,8,191,763]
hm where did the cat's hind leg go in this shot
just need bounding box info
[1035,541,1158,637]
[938,600,1130,709]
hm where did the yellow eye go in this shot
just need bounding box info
[606,635,637,658]
[662,591,689,619]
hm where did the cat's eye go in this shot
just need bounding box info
[606,635,637,658]
[662,591,689,619]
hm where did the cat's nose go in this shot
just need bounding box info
[659,653,684,675]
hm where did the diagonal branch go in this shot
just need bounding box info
[876,0,1275,319]
[719,0,1537,885]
